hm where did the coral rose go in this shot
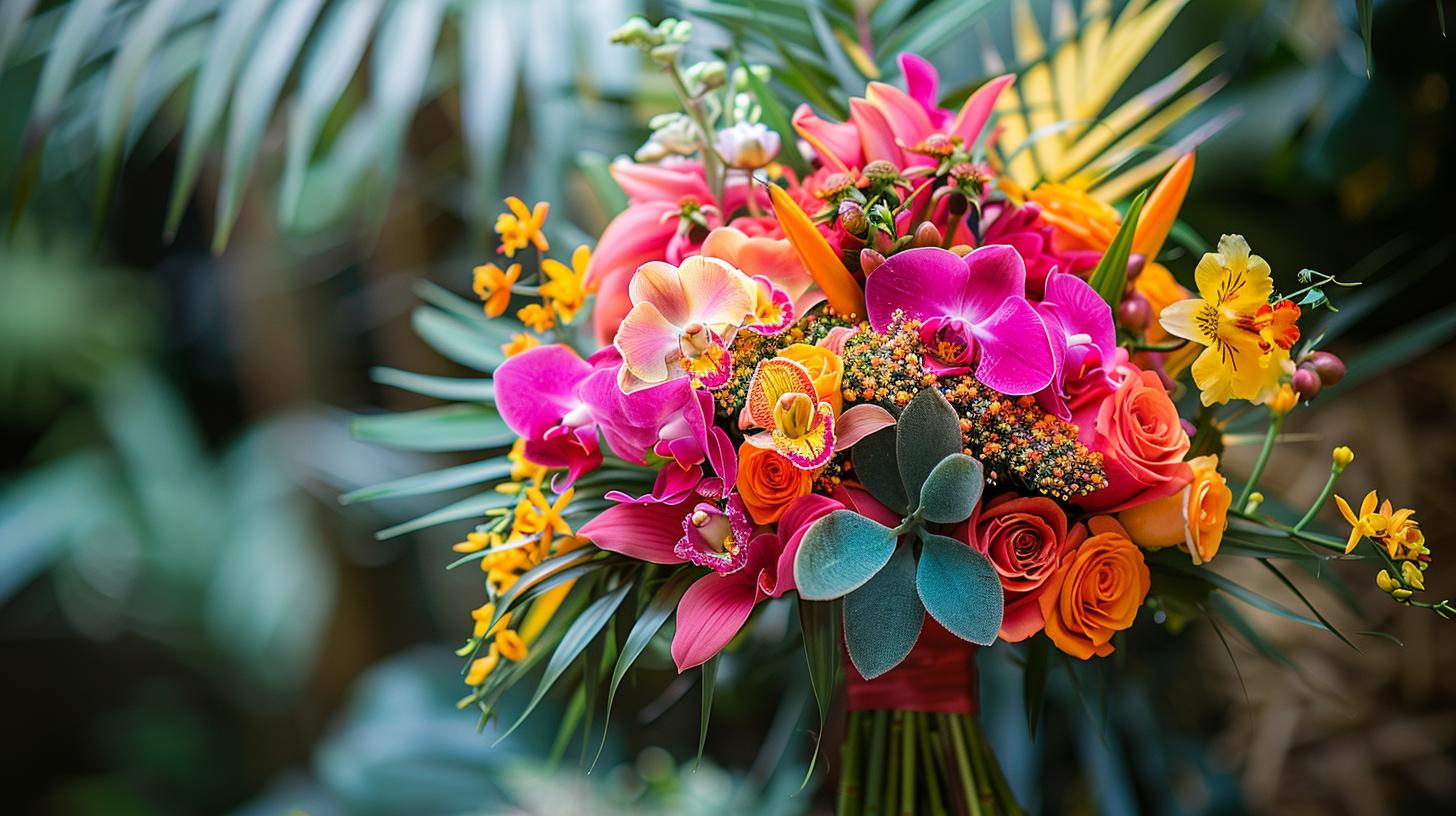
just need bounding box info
[968,495,1070,642]
[1072,362,1193,513]
[1118,454,1232,565]
[1039,516,1150,659]
[737,442,814,524]
[777,343,844,415]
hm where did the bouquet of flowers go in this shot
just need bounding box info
[350,3,1450,812]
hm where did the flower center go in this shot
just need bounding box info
[918,316,977,367]
[773,392,816,438]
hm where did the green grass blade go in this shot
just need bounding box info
[340,458,511,504]
[411,307,510,373]
[461,0,520,237]
[351,404,511,452]
[369,367,495,402]
[360,0,445,229]
[697,654,720,768]
[1087,188,1149,308]
[0,0,40,82]
[375,489,516,540]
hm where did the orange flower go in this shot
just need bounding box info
[1039,516,1150,659]
[1024,182,1121,253]
[472,262,521,318]
[776,343,844,415]
[1118,454,1232,565]
[501,332,541,358]
[495,197,549,257]
[517,302,555,333]
[736,441,814,524]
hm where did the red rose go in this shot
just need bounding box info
[963,495,1071,642]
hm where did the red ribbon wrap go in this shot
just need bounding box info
[845,619,979,714]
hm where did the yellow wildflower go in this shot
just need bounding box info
[495,197,549,257]
[1332,446,1355,472]
[466,645,500,685]
[1159,235,1301,406]
[486,566,521,592]
[453,529,500,554]
[1334,489,1425,558]
[495,439,548,495]
[472,262,521,318]
[540,245,592,324]
[495,629,528,662]
[1267,383,1298,416]
[471,602,511,638]
[502,332,541,358]
[517,302,555,333]
[513,486,575,551]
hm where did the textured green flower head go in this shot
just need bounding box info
[793,387,1003,679]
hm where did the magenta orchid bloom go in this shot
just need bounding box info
[793,53,1013,171]
[866,246,1057,395]
[671,531,785,671]
[1035,271,1122,419]
[675,493,755,572]
[493,344,602,486]
[614,256,758,392]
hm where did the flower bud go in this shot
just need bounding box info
[1332,446,1354,472]
[862,160,900,184]
[1268,384,1298,416]
[715,122,780,169]
[859,248,886,276]
[1376,569,1397,593]
[1304,351,1346,386]
[838,200,867,234]
[1126,253,1147,282]
[1291,366,1322,400]
[1117,296,1152,332]
[1244,491,1264,514]
[871,229,895,255]
[913,221,942,248]
[1402,560,1426,591]
[948,244,974,257]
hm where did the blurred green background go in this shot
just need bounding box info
[1,1,1453,814]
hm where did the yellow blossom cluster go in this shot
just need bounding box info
[472,198,595,351]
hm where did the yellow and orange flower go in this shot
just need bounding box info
[1335,490,1425,559]
[495,196,550,257]
[776,343,844,415]
[1118,454,1232,565]
[540,245,592,324]
[744,357,836,470]
[736,441,815,525]
[517,302,556,333]
[472,262,521,318]
[501,332,541,358]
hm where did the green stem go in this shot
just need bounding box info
[883,712,904,816]
[917,713,949,816]
[666,64,724,207]
[863,710,890,816]
[839,711,864,816]
[900,711,917,816]
[943,714,981,816]
[1130,338,1189,353]
[972,717,1022,816]
[1236,414,1284,510]
[1292,466,1341,532]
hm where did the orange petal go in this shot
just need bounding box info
[767,184,865,318]
[1360,490,1379,517]
[1334,493,1358,526]
[1131,151,1194,260]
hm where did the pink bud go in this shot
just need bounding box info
[860,248,886,276]
[1118,296,1152,332]
[913,221,943,248]
[1292,367,1322,399]
[1305,351,1346,386]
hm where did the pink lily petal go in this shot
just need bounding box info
[950,74,1014,148]
[1043,271,1116,357]
[899,53,947,124]
[834,403,897,449]
[671,569,758,671]
[579,498,690,564]
[609,159,710,202]
[971,297,1057,395]
[792,104,860,172]
[865,81,933,145]
[849,97,902,165]
[494,345,593,439]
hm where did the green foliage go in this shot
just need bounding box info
[794,509,898,601]
[915,531,1002,646]
[915,453,984,524]
[896,387,963,508]
[1087,189,1149,309]
[851,426,909,514]
[350,405,512,453]
[844,545,924,680]
[799,597,841,785]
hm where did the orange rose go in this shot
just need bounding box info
[737,442,814,524]
[1072,363,1193,513]
[777,343,843,415]
[1119,455,1232,565]
[1039,516,1150,659]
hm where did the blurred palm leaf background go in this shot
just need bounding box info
[2,0,1454,814]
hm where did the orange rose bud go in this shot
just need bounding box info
[1119,455,1232,565]
[776,343,844,415]
[737,442,815,525]
[1039,516,1150,659]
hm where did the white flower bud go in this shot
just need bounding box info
[715,121,780,170]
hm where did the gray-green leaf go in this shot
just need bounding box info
[897,388,962,508]
[916,531,1002,645]
[844,545,924,679]
[851,426,909,515]
[917,454,984,524]
[794,509,898,601]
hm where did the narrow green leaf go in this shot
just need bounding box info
[876,0,995,71]
[279,0,383,226]
[803,2,863,98]
[0,0,40,82]
[915,531,1002,645]
[163,0,273,237]
[697,654,720,768]
[351,404,511,452]
[592,569,696,770]
[29,0,116,129]
[339,458,512,504]
[916,453,984,524]
[794,509,898,600]
[1023,635,1050,739]
[1333,302,1456,396]
[1151,556,1326,632]
[799,597,842,786]
[1258,559,1359,651]
[370,367,494,402]
[495,582,631,744]
[844,544,924,679]
[1087,189,1149,308]
[411,306,510,373]
[375,489,516,540]
[212,0,325,252]
[462,0,521,234]
[361,0,445,228]
[1357,0,1374,78]
[852,426,909,515]
[486,548,602,633]
[897,387,962,505]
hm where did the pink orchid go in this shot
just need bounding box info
[793,53,1013,171]
[493,344,602,486]
[671,530,785,671]
[614,256,758,392]
[866,246,1057,395]
[1035,272,1121,420]
[981,202,1100,299]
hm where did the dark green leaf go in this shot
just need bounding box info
[412,306,511,373]
[593,569,695,770]
[495,582,631,743]
[852,426,909,515]
[1023,635,1050,739]
[375,489,516,540]
[486,548,602,634]
[915,531,1002,645]
[844,545,924,679]
[876,0,994,71]
[0,0,40,80]
[370,367,494,402]
[799,597,841,786]
[1358,0,1373,77]
[1087,189,1149,308]
[896,388,962,507]
[697,654,720,768]
[361,0,445,228]
[1259,559,1359,651]
[794,509,898,600]
[916,453,983,524]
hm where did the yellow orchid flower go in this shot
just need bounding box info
[495,196,549,257]
[513,486,575,551]
[516,302,555,333]
[1158,234,1300,406]
[472,262,521,318]
[540,245,592,324]
[501,332,541,359]
[1335,489,1425,559]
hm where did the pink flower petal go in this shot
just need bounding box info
[679,256,756,332]
[615,302,682,387]
[955,245,1027,323]
[866,247,970,332]
[970,297,1057,395]
[792,103,861,172]
[494,345,593,438]
[671,571,758,671]
[774,494,843,596]
[899,53,949,127]
[849,97,902,165]
[950,74,1014,148]
[835,403,897,449]
[609,159,710,202]
[579,498,690,564]
[865,81,933,145]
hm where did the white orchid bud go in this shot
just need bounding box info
[715,121,780,170]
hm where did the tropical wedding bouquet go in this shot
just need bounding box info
[350,3,1450,812]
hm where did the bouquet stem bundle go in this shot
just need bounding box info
[838,710,1020,816]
